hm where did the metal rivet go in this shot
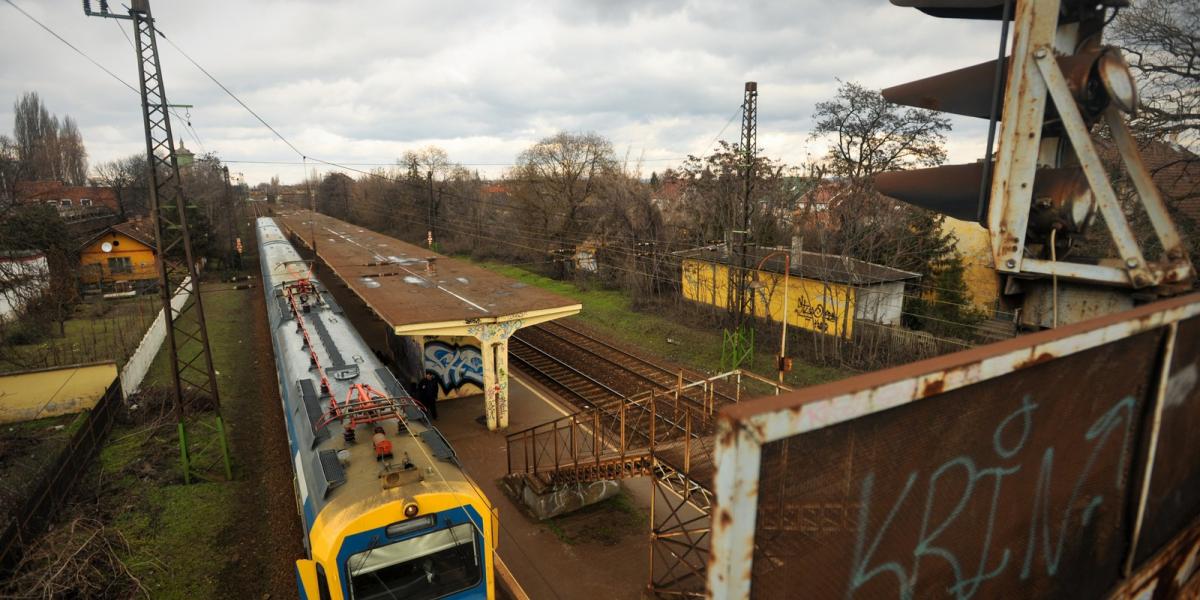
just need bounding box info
[1006,259,1016,268]
[1034,48,1048,59]
[1125,258,1139,268]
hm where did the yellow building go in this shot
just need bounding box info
[79,220,159,291]
[677,246,920,340]
[941,217,1001,315]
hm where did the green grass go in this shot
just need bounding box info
[0,295,159,373]
[471,260,848,388]
[542,490,646,546]
[90,281,254,598]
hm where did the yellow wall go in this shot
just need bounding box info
[681,259,855,338]
[942,217,1001,313]
[0,361,117,424]
[80,231,157,284]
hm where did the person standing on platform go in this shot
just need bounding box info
[416,371,440,420]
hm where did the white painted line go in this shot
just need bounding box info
[321,225,490,313]
[510,373,571,418]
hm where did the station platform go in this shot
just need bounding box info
[271,209,581,430]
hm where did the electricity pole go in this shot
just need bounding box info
[84,0,231,483]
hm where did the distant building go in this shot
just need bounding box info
[14,180,120,216]
[78,219,158,292]
[676,243,920,339]
[0,251,49,322]
[175,139,195,169]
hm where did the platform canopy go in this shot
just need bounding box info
[275,209,581,336]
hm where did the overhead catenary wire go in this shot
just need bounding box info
[4,0,205,153]
[298,203,1006,343]
[102,16,1002,335]
[332,199,1013,321]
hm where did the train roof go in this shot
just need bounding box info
[256,218,482,523]
[272,209,581,335]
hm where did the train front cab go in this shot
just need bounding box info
[296,492,496,600]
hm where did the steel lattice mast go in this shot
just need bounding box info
[84,0,231,483]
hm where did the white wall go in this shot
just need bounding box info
[853,281,907,326]
[119,277,192,397]
[0,255,49,322]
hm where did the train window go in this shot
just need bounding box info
[347,523,481,600]
[316,564,332,600]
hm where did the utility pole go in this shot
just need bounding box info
[737,82,758,327]
[722,82,758,371]
[221,166,237,268]
[84,0,231,483]
[427,171,436,249]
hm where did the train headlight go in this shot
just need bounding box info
[387,514,434,538]
[403,501,421,518]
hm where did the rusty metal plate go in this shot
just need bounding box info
[751,330,1163,599]
[1138,315,1200,565]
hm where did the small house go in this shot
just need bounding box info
[78,220,158,293]
[676,243,920,339]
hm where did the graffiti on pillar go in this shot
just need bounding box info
[466,319,524,341]
[496,345,509,426]
[423,340,484,394]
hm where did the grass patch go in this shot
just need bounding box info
[471,260,848,388]
[85,281,256,598]
[0,294,160,373]
[543,490,646,546]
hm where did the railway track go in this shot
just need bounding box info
[509,319,737,413]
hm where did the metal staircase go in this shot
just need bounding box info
[505,370,789,597]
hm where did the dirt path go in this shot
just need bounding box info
[217,273,304,599]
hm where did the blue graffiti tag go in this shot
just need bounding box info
[846,393,1137,599]
[424,341,484,393]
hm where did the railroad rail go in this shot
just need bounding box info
[509,320,738,414]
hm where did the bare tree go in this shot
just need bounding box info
[316,172,354,221]
[506,132,617,277]
[58,117,88,185]
[1110,0,1199,150]
[11,92,88,184]
[93,154,148,218]
[810,81,950,182]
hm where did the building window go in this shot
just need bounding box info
[59,199,72,207]
[80,198,93,207]
[107,256,133,274]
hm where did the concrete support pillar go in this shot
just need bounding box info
[481,339,497,429]
[494,338,509,428]
[470,321,520,431]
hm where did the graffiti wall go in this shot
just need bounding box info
[681,258,855,338]
[422,336,484,397]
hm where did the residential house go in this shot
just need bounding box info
[78,219,158,292]
[14,180,120,216]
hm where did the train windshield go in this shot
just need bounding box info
[347,523,481,600]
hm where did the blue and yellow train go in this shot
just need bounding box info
[255,217,496,600]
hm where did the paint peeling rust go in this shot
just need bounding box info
[1016,351,1056,369]
[920,377,945,398]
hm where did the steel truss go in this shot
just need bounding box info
[84,0,231,483]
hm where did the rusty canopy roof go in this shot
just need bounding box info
[274,210,581,334]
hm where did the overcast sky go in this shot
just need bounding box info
[1,0,1003,185]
